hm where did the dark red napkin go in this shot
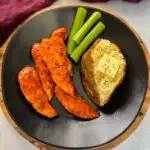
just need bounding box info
[0,0,142,46]
[0,0,56,46]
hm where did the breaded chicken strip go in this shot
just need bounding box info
[55,85,99,119]
[18,66,58,118]
[39,28,75,96]
[31,43,54,101]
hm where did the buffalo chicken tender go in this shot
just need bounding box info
[39,28,76,96]
[18,66,58,118]
[31,43,54,101]
[55,85,99,119]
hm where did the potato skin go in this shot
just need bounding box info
[81,39,126,107]
[81,42,101,106]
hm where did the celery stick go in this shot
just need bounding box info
[71,22,105,63]
[67,7,87,54]
[73,11,101,45]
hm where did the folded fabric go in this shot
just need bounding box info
[0,0,56,46]
[0,0,142,46]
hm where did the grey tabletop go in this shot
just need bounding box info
[0,0,150,150]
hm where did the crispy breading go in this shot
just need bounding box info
[55,85,99,119]
[18,66,58,118]
[31,43,54,101]
[51,27,67,41]
[39,28,75,96]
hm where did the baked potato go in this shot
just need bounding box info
[81,39,126,106]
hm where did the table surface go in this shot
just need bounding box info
[0,0,150,150]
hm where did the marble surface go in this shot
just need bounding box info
[0,0,150,149]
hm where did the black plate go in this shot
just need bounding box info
[2,5,148,149]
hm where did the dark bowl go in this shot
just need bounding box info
[2,5,148,149]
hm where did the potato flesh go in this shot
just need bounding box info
[97,54,121,79]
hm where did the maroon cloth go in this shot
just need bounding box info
[0,0,56,46]
[0,0,142,46]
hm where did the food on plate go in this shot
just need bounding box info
[39,28,76,96]
[39,27,99,119]
[67,7,87,54]
[18,66,58,118]
[73,11,101,45]
[16,7,128,119]
[71,22,105,63]
[18,26,100,120]
[31,43,54,101]
[51,27,68,41]
[81,39,126,106]
[55,85,99,119]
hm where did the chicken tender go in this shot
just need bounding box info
[39,28,75,96]
[18,66,58,118]
[31,43,54,101]
[55,85,99,119]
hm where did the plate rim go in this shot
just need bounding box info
[1,4,149,149]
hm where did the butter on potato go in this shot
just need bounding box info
[97,54,121,79]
